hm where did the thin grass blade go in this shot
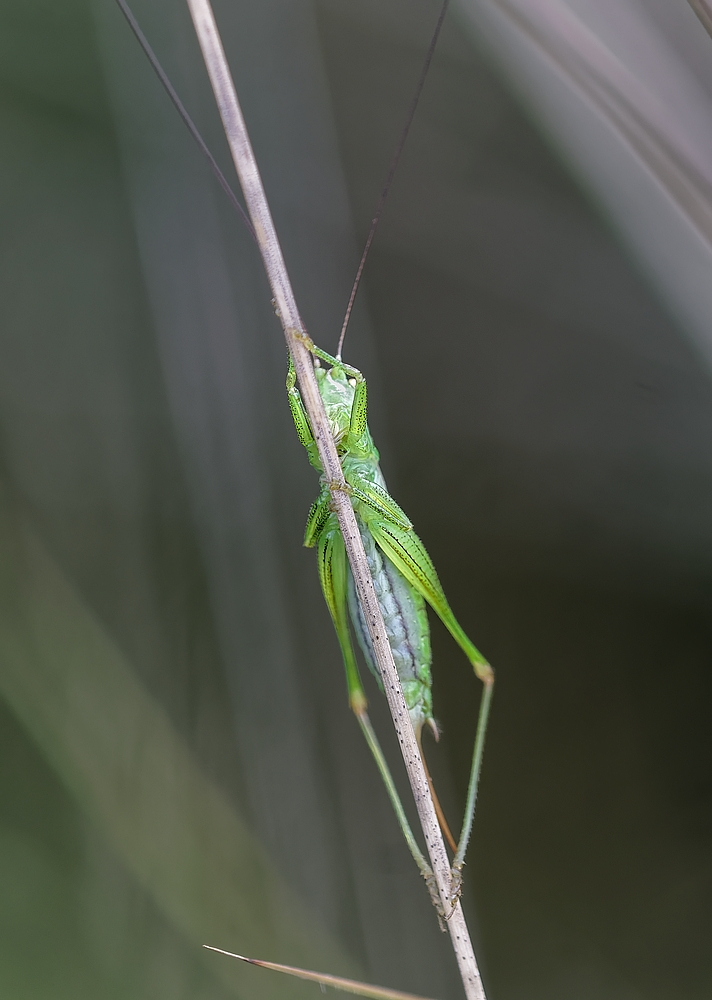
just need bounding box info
[203,946,438,1000]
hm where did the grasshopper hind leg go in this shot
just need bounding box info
[367,517,495,897]
[315,518,447,909]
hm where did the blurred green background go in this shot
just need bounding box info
[0,0,711,998]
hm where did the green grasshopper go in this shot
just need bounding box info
[287,338,494,901]
[115,0,492,922]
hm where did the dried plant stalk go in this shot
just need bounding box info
[184,0,487,996]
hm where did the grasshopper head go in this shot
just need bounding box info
[314,363,356,451]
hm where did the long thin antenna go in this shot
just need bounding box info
[335,0,450,360]
[113,0,256,242]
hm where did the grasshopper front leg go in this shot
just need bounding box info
[288,339,368,443]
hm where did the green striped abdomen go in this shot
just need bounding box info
[347,515,434,735]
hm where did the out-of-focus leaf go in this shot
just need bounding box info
[689,0,712,40]
[491,0,712,250]
[0,488,361,999]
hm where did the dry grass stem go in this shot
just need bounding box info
[184,0,486,996]
[203,946,438,1000]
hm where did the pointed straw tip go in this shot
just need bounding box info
[202,945,253,963]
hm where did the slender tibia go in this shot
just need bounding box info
[452,669,494,881]
[287,327,364,381]
[353,703,459,916]
[354,708,432,879]
[352,706,451,912]
[311,345,363,382]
